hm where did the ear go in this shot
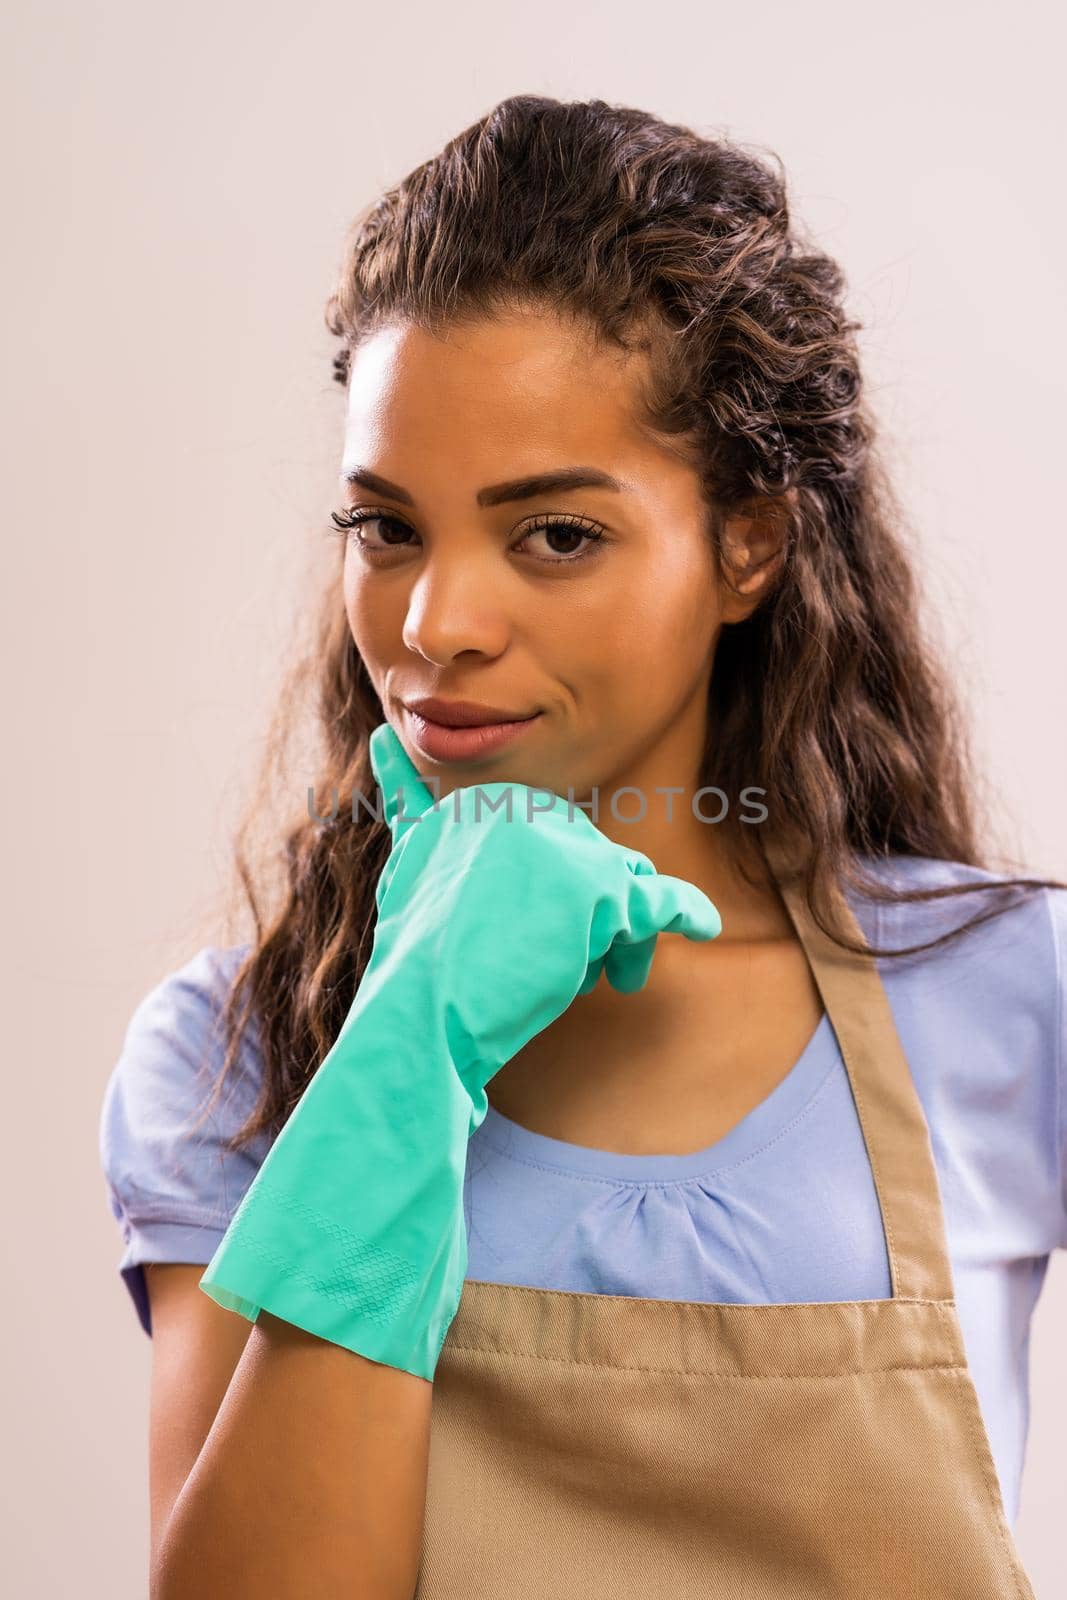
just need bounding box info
[719,489,795,624]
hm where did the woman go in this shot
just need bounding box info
[99,95,1066,1597]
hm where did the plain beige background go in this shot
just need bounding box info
[4,1,1065,1594]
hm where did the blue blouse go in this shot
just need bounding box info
[98,853,1067,1528]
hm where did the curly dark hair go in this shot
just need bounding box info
[193,94,1065,1152]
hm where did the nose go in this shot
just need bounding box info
[401,549,512,666]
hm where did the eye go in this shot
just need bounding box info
[329,507,416,554]
[516,513,606,565]
[328,507,607,566]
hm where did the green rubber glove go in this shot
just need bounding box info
[199,720,723,1379]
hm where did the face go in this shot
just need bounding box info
[338,305,758,804]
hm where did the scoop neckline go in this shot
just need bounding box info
[473,1008,840,1184]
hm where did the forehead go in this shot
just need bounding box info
[341,310,660,471]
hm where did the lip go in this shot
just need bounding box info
[404,696,540,728]
[402,703,544,764]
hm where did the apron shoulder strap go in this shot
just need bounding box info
[764,839,956,1304]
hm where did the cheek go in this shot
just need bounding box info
[599,549,718,665]
[342,557,393,662]
[563,559,718,716]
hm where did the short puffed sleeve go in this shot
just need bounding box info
[98,944,271,1335]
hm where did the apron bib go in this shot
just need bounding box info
[414,850,1036,1598]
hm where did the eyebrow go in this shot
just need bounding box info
[341,465,628,508]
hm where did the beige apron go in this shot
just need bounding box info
[414,851,1037,1598]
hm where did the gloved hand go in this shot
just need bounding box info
[199,720,723,1380]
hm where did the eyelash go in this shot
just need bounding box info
[327,506,606,566]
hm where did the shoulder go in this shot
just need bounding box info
[849,850,1066,951]
[851,848,1038,897]
[843,851,1066,1077]
[850,851,1066,1115]
[100,943,263,1158]
[123,942,254,1046]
